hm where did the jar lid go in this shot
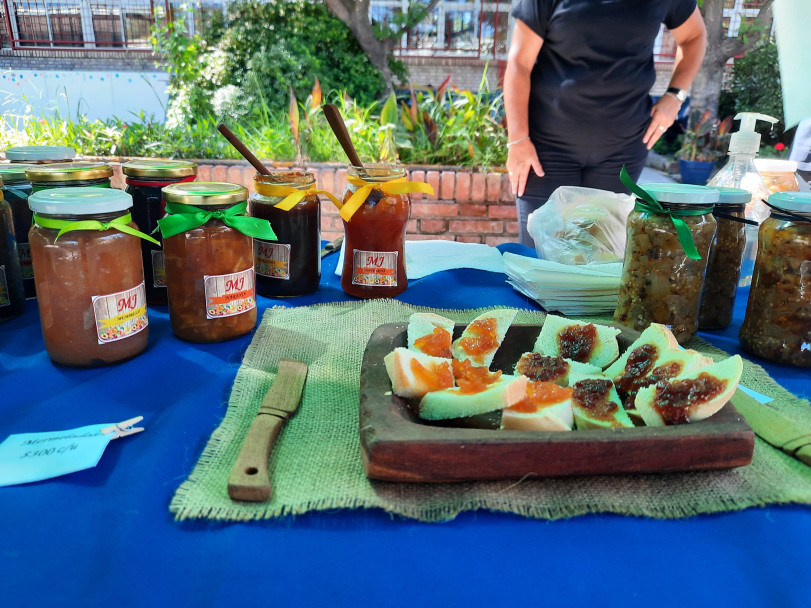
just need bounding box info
[348,163,407,182]
[254,170,315,189]
[767,191,811,214]
[5,145,76,162]
[28,186,133,215]
[26,162,114,183]
[754,158,798,173]
[641,183,720,205]
[162,182,248,206]
[710,186,751,205]
[122,159,198,178]
[0,163,35,183]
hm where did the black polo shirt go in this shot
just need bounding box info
[512,0,696,152]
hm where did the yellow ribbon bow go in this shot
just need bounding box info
[340,176,434,222]
[253,182,344,212]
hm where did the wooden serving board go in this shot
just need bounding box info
[359,322,755,482]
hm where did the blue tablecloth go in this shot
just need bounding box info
[1,243,809,608]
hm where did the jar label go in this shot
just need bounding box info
[151,250,167,287]
[17,243,33,280]
[0,265,8,307]
[92,283,148,344]
[204,268,255,319]
[351,250,398,287]
[255,241,291,280]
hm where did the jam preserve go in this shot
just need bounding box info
[160,182,257,343]
[27,188,149,366]
[341,164,410,298]
[0,164,36,298]
[26,162,113,193]
[0,181,25,321]
[123,159,198,305]
[250,171,320,297]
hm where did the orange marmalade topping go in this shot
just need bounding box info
[509,381,573,413]
[457,317,499,361]
[414,326,452,358]
[452,358,501,394]
[410,359,454,392]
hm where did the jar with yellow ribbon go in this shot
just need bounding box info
[27,187,158,366]
[614,171,719,344]
[158,182,276,343]
[251,170,333,297]
[340,164,432,298]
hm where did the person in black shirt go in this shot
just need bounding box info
[505,0,707,245]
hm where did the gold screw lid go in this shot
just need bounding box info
[122,159,198,178]
[162,182,248,207]
[26,161,114,183]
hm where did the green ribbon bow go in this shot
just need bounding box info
[619,166,713,260]
[34,213,160,245]
[157,201,277,241]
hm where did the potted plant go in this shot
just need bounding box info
[678,111,732,185]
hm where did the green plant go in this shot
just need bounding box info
[679,111,732,162]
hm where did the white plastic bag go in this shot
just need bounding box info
[526,186,634,265]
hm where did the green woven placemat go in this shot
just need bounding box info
[169,299,811,522]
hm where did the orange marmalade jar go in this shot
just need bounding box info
[341,164,410,298]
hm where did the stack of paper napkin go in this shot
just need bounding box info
[503,252,622,315]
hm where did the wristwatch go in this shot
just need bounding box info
[666,87,687,103]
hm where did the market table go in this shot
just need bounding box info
[1,243,809,607]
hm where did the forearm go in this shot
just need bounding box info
[669,35,706,91]
[504,61,532,142]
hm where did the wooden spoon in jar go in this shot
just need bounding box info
[322,104,364,169]
[217,123,272,176]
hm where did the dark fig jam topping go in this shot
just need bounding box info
[557,323,598,362]
[572,378,618,421]
[653,373,727,425]
[516,353,570,382]
[615,344,658,400]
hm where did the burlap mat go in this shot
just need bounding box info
[169,300,811,522]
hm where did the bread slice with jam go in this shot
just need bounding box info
[533,314,621,370]
[384,347,455,399]
[451,309,517,368]
[634,355,743,427]
[514,352,602,387]
[407,312,455,358]
[569,373,634,430]
[501,380,574,432]
[419,374,528,421]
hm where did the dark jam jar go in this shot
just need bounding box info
[250,171,320,297]
[0,163,36,298]
[5,145,75,164]
[739,192,811,367]
[698,187,750,330]
[122,159,198,305]
[0,178,25,322]
[26,162,113,193]
[340,164,410,299]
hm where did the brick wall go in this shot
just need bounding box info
[109,159,518,245]
[401,56,501,91]
[0,49,158,71]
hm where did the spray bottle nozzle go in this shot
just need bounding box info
[729,112,779,155]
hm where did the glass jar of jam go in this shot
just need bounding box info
[250,171,321,297]
[122,159,198,306]
[698,187,750,330]
[28,188,150,366]
[0,163,36,298]
[739,192,811,367]
[753,159,800,194]
[160,182,260,343]
[26,162,113,193]
[341,164,410,298]
[5,145,76,164]
[614,183,719,344]
[0,180,25,322]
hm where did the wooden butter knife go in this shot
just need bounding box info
[228,358,309,502]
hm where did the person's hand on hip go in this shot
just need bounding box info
[506,139,544,197]
[643,95,681,150]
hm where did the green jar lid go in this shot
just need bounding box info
[5,145,76,162]
[642,183,720,205]
[768,191,811,214]
[710,186,751,205]
[26,162,114,183]
[0,163,35,183]
[28,187,132,216]
[122,159,198,178]
[162,181,248,207]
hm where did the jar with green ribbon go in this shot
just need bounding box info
[158,181,275,343]
[0,163,36,297]
[26,162,113,193]
[0,177,25,322]
[614,172,719,344]
[28,187,156,366]
[5,145,75,164]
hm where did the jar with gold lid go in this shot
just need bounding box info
[0,163,36,298]
[5,145,75,164]
[123,159,198,305]
[739,191,811,367]
[159,182,275,343]
[26,162,113,193]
